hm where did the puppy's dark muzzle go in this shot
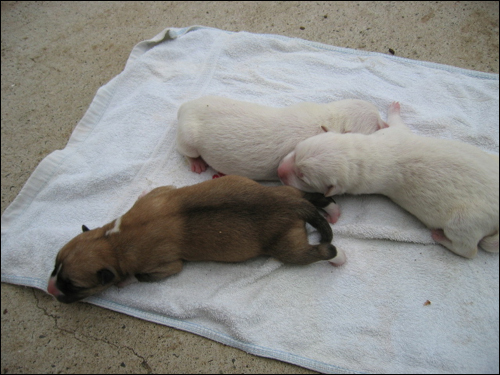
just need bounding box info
[54,293,86,304]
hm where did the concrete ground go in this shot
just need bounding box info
[1,1,498,373]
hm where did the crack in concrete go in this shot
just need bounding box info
[32,289,87,345]
[32,290,153,373]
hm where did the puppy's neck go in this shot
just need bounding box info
[342,133,405,195]
[99,211,179,276]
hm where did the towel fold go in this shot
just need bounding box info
[2,26,498,374]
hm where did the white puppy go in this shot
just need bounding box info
[176,96,387,180]
[278,102,499,259]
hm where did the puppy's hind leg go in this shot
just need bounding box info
[386,102,412,132]
[188,156,209,174]
[177,144,208,173]
[479,231,499,253]
[299,201,334,245]
[176,130,209,173]
[270,223,343,265]
[270,207,346,266]
[284,239,346,266]
[299,201,346,264]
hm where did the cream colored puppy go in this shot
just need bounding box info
[278,102,499,259]
[176,96,387,180]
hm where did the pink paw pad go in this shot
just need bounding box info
[431,229,448,243]
[189,157,208,174]
[212,172,226,179]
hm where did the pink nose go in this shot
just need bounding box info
[47,277,62,297]
[277,167,287,184]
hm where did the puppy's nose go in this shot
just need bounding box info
[277,168,287,185]
[47,277,62,297]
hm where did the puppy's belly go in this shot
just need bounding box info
[389,192,448,228]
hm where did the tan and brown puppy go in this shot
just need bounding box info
[47,175,345,303]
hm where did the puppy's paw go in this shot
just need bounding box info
[328,247,346,266]
[324,202,341,224]
[431,229,451,245]
[212,172,226,179]
[188,156,208,174]
[388,101,401,114]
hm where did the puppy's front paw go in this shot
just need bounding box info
[431,228,451,246]
[388,101,401,114]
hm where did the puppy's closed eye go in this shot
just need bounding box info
[97,268,115,285]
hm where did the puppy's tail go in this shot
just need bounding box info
[296,201,346,266]
[297,201,333,244]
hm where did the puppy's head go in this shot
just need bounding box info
[47,225,122,303]
[278,132,349,197]
[328,99,388,134]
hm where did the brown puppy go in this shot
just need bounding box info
[47,175,345,303]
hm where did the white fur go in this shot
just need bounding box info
[47,264,62,298]
[323,201,341,224]
[278,102,499,258]
[328,247,346,266]
[176,96,387,180]
[105,216,122,236]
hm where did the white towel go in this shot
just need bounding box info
[1,26,498,374]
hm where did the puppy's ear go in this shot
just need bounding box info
[325,185,337,197]
[96,268,115,285]
[378,121,389,130]
[82,225,90,232]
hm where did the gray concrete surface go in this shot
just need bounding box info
[1,1,498,373]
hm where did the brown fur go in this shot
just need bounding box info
[48,176,339,303]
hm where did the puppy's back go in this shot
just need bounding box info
[166,176,324,262]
